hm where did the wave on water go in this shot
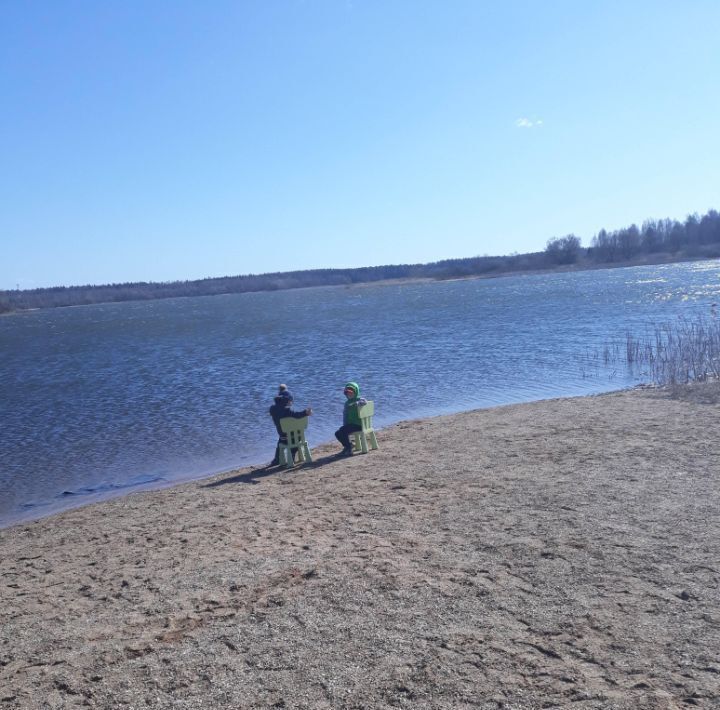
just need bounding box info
[59,473,166,498]
[19,474,166,515]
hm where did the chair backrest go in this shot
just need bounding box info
[280,416,308,446]
[357,401,374,429]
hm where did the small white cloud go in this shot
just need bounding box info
[515,117,542,129]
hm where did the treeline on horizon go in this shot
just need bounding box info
[2,208,719,314]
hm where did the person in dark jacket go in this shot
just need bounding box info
[334,381,367,456]
[269,385,312,465]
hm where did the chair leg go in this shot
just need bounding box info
[360,432,369,453]
[280,446,294,469]
[303,443,312,463]
[368,431,379,450]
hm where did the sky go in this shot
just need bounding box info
[1,1,719,290]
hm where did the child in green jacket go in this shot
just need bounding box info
[334,381,367,456]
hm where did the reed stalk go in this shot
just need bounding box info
[582,310,720,386]
[625,313,720,385]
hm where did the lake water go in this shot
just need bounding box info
[2,260,719,527]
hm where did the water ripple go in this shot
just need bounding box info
[1,260,719,526]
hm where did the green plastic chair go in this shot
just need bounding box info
[351,401,379,454]
[279,416,313,468]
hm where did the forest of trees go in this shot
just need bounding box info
[545,209,720,266]
[2,209,719,315]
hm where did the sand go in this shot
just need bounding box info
[1,383,719,709]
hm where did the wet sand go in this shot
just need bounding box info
[2,383,719,709]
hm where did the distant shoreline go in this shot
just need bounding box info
[4,206,719,314]
[353,251,716,287]
[2,251,718,316]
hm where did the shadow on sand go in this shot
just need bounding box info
[202,453,344,488]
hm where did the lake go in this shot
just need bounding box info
[2,260,719,527]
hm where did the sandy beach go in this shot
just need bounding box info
[2,383,719,709]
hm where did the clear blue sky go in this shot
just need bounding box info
[2,1,719,289]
